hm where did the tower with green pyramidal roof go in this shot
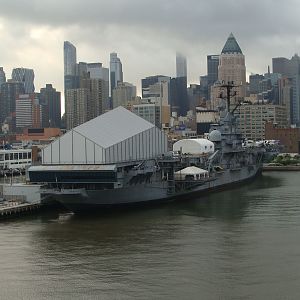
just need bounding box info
[218,33,246,97]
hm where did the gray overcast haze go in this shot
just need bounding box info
[1,0,300,112]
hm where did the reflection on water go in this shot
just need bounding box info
[0,172,300,299]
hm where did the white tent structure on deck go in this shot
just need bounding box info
[175,166,209,181]
[42,106,168,165]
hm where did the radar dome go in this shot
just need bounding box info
[209,130,222,142]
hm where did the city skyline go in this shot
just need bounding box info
[1,0,300,106]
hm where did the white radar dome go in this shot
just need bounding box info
[209,130,222,142]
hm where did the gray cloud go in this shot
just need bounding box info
[1,0,300,111]
[1,0,299,35]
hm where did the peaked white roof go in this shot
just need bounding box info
[175,166,208,175]
[72,106,155,148]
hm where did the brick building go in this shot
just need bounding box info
[265,122,300,153]
[16,128,62,143]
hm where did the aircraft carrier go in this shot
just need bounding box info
[28,83,264,213]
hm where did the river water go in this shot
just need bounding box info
[0,171,300,299]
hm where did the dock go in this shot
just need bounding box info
[0,201,41,220]
[263,165,300,171]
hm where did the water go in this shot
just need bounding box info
[1,172,300,299]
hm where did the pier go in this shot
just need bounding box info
[263,165,300,171]
[0,201,41,220]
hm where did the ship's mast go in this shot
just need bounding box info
[219,81,240,114]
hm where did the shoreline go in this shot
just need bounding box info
[263,165,300,171]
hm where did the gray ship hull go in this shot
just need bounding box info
[53,165,262,213]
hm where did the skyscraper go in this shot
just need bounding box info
[170,76,189,116]
[16,94,42,130]
[207,55,219,99]
[272,54,300,125]
[12,68,35,93]
[199,75,209,100]
[86,63,110,111]
[207,55,219,84]
[249,74,264,94]
[64,41,78,92]
[81,77,110,119]
[172,53,188,116]
[278,77,293,125]
[187,84,202,112]
[39,84,61,128]
[141,75,170,98]
[110,52,123,96]
[272,57,292,76]
[0,67,6,87]
[87,63,109,80]
[112,82,136,109]
[218,33,246,97]
[176,52,187,78]
[64,41,77,76]
[0,80,25,130]
[65,88,89,130]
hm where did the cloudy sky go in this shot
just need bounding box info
[1,0,300,110]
